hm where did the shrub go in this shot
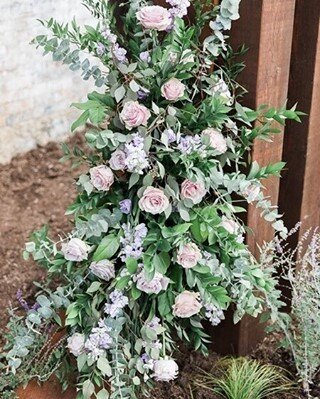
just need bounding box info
[195,357,294,399]
[261,229,320,397]
[1,0,302,397]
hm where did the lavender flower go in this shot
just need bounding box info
[139,51,151,63]
[177,135,201,154]
[102,27,117,44]
[104,290,129,318]
[137,88,150,100]
[120,199,132,214]
[16,289,29,311]
[204,303,225,326]
[120,223,148,261]
[167,0,191,18]
[146,317,161,330]
[85,319,113,360]
[101,25,127,64]
[96,42,106,56]
[124,134,150,174]
[113,43,128,63]
[141,353,155,370]
[164,128,177,144]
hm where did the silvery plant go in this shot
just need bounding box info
[0,0,302,398]
[261,228,320,398]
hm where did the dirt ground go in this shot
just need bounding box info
[0,137,318,398]
[0,135,82,338]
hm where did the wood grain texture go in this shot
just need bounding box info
[234,0,296,257]
[279,0,320,242]
[216,0,296,355]
[16,378,77,399]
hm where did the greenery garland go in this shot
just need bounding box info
[0,1,302,398]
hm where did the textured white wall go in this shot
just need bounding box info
[0,0,94,164]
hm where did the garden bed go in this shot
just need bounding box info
[0,135,83,346]
[0,139,318,398]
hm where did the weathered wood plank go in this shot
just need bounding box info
[279,0,320,242]
[213,0,296,355]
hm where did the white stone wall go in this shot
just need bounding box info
[0,0,95,164]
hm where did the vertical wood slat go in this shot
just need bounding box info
[211,0,296,355]
[279,0,320,243]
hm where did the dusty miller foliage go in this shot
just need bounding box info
[0,0,303,398]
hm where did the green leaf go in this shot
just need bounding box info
[36,295,51,308]
[116,275,131,290]
[129,173,140,189]
[89,107,105,124]
[154,252,170,274]
[82,380,95,399]
[93,235,119,261]
[126,258,138,274]
[77,353,87,372]
[114,85,126,103]
[131,285,142,300]
[97,357,112,377]
[86,281,101,293]
[162,223,191,239]
[97,389,110,399]
[158,291,172,317]
[71,110,90,131]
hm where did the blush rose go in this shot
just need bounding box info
[136,6,172,31]
[172,291,202,318]
[161,78,185,101]
[138,187,169,215]
[120,101,151,130]
[134,270,170,294]
[177,243,202,269]
[61,238,89,262]
[109,149,126,171]
[180,179,206,205]
[90,165,114,191]
[202,128,228,153]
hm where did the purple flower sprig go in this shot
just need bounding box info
[120,223,148,261]
[120,199,132,214]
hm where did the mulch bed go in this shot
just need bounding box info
[0,137,318,398]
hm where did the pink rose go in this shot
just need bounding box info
[220,216,240,235]
[134,270,170,294]
[202,128,227,153]
[180,179,206,205]
[161,78,185,101]
[120,101,151,130]
[177,243,202,269]
[172,291,202,318]
[138,187,169,215]
[136,6,172,31]
[61,238,89,262]
[90,165,114,191]
[109,149,126,171]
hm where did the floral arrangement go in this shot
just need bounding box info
[0,0,303,398]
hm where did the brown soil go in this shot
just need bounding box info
[0,138,318,399]
[0,135,83,344]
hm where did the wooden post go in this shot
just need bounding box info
[211,0,296,355]
[279,0,320,243]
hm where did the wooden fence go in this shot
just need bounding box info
[113,0,320,354]
[214,0,320,355]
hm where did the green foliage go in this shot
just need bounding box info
[1,0,303,397]
[195,357,294,399]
